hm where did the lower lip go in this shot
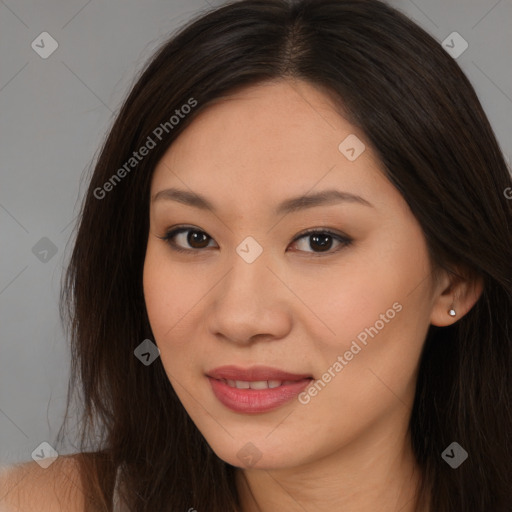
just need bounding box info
[207,377,312,413]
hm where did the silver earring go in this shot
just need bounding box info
[448,307,456,317]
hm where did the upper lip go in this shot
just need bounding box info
[207,365,312,382]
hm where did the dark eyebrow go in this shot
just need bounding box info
[151,187,373,214]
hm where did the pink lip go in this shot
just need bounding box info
[207,365,312,382]
[206,366,313,414]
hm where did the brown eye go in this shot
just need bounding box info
[289,229,352,255]
[186,230,210,248]
[159,227,216,253]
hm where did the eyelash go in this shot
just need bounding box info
[157,225,352,257]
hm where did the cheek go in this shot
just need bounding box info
[142,253,196,397]
[142,241,226,383]
[298,254,413,346]
[142,245,197,350]
[304,227,432,384]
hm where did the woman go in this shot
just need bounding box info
[2,0,511,510]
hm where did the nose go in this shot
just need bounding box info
[207,248,292,345]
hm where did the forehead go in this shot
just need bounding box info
[150,80,396,213]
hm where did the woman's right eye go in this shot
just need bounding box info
[157,227,217,254]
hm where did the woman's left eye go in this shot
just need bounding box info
[157,226,352,256]
[290,229,352,255]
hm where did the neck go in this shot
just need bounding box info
[235,416,428,512]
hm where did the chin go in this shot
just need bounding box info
[201,430,313,470]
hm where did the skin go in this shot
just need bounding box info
[143,79,482,512]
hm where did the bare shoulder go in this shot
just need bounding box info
[0,454,86,512]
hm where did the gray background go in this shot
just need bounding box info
[1,0,511,466]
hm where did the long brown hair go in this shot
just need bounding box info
[56,0,512,510]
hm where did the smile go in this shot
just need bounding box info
[206,366,313,413]
[219,379,301,389]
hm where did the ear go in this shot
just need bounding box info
[430,266,484,327]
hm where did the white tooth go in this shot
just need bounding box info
[227,380,236,388]
[235,380,250,389]
[268,380,283,388]
[249,380,269,390]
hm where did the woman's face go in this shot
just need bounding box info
[143,80,448,470]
